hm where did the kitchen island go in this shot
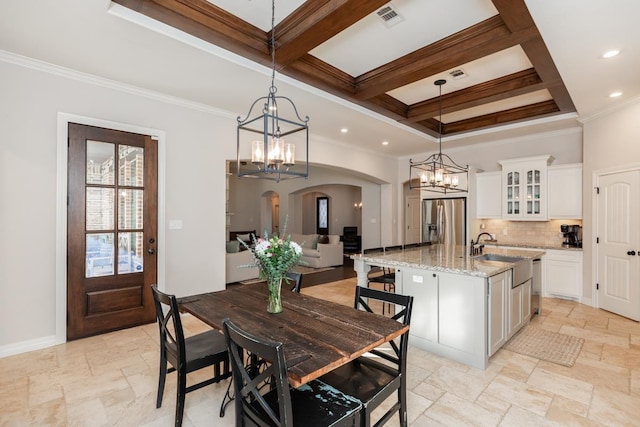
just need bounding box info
[352,245,545,369]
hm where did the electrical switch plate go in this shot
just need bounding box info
[503,228,508,235]
[412,275,423,283]
[169,220,183,230]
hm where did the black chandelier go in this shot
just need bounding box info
[409,79,468,193]
[236,0,309,182]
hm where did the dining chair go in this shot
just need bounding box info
[286,271,303,293]
[151,285,232,426]
[363,247,397,314]
[319,286,414,427]
[222,318,362,427]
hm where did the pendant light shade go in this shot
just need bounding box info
[409,79,468,193]
[236,0,309,182]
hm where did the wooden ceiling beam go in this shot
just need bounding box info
[274,0,389,67]
[352,16,539,100]
[440,100,560,134]
[403,69,548,123]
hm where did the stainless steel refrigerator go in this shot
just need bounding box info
[422,198,467,245]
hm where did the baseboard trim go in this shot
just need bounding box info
[0,335,59,358]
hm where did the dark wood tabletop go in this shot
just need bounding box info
[178,283,409,388]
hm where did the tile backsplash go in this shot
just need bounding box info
[476,219,583,247]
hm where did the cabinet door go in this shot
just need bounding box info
[488,272,508,356]
[545,257,582,298]
[403,268,439,343]
[522,279,532,322]
[548,164,582,219]
[438,272,486,356]
[508,284,523,338]
[525,168,543,216]
[476,172,502,219]
[504,170,521,218]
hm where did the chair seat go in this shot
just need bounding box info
[183,330,229,370]
[368,273,395,284]
[320,357,400,405]
[252,379,361,427]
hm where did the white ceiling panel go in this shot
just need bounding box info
[442,89,552,123]
[206,0,305,31]
[309,0,498,77]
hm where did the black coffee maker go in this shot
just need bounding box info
[560,224,582,248]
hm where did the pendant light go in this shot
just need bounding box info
[409,79,468,193]
[236,0,309,182]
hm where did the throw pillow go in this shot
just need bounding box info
[311,235,320,249]
[236,233,251,242]
[318,235,330,244]
[226,240,240,253]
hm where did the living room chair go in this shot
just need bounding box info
[286,271,303,293]
[222,318,362,427]
[319,286,414,427]
[151,285,232,426]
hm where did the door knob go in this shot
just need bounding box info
[627,250,636,256]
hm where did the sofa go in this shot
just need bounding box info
[290,233,344,268]
[226,230,259,284]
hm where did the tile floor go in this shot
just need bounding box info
[2,278,640,426]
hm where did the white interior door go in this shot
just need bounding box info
[597,170,640,320]
[405,196,421,244]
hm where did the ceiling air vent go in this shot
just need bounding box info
[449,68,468,80]
[376,3,404,28]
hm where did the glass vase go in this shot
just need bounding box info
[267,277,283,314]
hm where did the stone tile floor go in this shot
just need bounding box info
[1,278,640,426]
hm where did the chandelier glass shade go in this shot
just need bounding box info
[236,0,309,182]
[409,79,468,193]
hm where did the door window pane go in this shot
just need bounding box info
[118,232,144,274]
[87,141,115,185]
[86,188,114,231]
[118,189,144,229]
[119,145,144,187]
[86,233,114,277]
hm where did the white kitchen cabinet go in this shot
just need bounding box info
[499,155,552,220]
[545,249,583,299]
[548,164,582,219]
[522,279,532,321]
[402,267,488,369]
[488,271,509,356]
[475,171,502,219]
[508,278,532,339]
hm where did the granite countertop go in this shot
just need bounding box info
[483,242,583,252]
[351,244,545,278]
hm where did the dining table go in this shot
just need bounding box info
[178,283,409,388]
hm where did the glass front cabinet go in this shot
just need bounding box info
[499,155,551,220]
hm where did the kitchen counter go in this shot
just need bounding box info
[351,244,545,279]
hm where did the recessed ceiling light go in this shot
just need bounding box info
[602,50,620,59]
[610,91,623,98]
[340,128,348,133]
[382,141,389,146]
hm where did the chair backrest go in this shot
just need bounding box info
[285,272,303,293]
[354,286,413,369]
[151,284,186,369]
[222,318,293,427]
[343,226,358,237]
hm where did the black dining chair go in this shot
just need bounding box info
[222,318,362,427]
[286,271,303,293]
[151,285,232,426]
[363,247,397,314]
[319,286,414,427]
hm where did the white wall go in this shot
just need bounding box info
[0,56,401,354]
[582,100,640,301]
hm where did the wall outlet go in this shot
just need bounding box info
[412,275,423,283]
[502,228,509,236]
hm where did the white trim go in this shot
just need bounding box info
[578,95,640,123]
[56,113,167,346]
[0,335,57,358]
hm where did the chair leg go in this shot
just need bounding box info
[175,370,187,427]
[219,377,234,417]
[399,380,407,427]
[156,359,167,408]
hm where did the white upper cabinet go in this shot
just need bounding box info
[548,164,582,219]
[499,155,552,221]
[475,171,502,219]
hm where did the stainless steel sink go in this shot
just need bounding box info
[474,253,533,286]
[473,254,523,263]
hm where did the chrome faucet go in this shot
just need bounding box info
[470,232,494,256]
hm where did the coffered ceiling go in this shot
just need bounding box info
[112,0,575,139]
